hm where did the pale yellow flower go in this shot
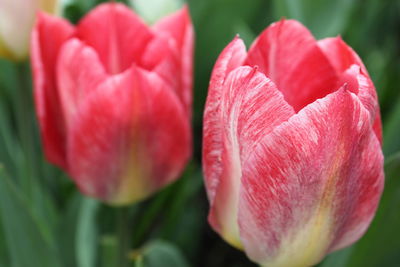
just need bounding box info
[0,0,58,60]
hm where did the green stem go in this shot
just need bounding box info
[117,206,131,267]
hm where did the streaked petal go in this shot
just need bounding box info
[319,37,382,143]
[56,38,107,129]
[140,33,181,100]
[238,88,384,266]
[318,36,366,74]
[76,3,153,74]
[31,12,74,169]
[67,67,190,205]
[204,65,295,248]
[203,37,246,207]
[246,19,338,111]
[338,65,381,142]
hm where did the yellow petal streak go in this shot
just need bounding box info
[262,151,344,267]
[109,147,153,205]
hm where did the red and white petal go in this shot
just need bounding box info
[318,37,381,142]
[338,65,381,142]
[31,12,74,169]
[206,66,295,248]
[67,67,190,205]
[134,68,191,191]
[151,6,194,114]
[318,36,367,74]
[238,88,383,266]
[203,37,246,206]
[56,38,107,129]
[76,3,153,75]
[140,33,181,101]
[245,19,338,111]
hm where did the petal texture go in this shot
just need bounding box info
[238,89,384,266]
[318,37,382,142]
[31,13,74,169]
[246,19,338,111]
[76,3,153,74]
[56,38,107,129]
[204,60,295,247]
[67,67,190,205]
[144,6,194,114]
[203,37,246,209]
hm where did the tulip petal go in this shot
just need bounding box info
[67,67,190,205]
[203,37,246,207]
[238,88,384,266]
[31,13,74,169]
[318,37,382,143]
[76,3,153,75]
[246,19,338,111]
[318,36,366,74]
[204,64,295,248]
[56,38,107,129]
[140,33,181,102]
[150,6,194,114]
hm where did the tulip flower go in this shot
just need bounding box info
[203,19,384,266]
[0,0,58,60]
[31,3,193,205]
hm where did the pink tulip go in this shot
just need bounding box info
[203,19,383,266]
[31,3,194,205]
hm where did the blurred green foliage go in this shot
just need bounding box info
[0,0,399,266]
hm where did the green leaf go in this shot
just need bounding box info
[100,235,118,267]
[76,197,100,267]
[132,240,190,267]
[321,153,400,267]
[0,166,61,267]
[57,193,83,267]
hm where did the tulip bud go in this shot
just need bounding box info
[203,19,384,266]
[31,3,193,205]
[0,0,58,60]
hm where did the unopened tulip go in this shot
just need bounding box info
[0,0,58,60]
[203,19,383,267]
[31,3,193,205]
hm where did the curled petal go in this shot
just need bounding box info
[76,3,153,74]
[246,19,338,111]
[57,38,107,129]
[204,65,294,248]
[318,36,367,74]
[338,65,382,142]
[67,67,190,205]
[318,38,374,109]
[31,12,74,169]
[203,37,246,207]
[141,33,181,102]
[151,6,194,114]
[238,88,384,266]
[319,37,382,143]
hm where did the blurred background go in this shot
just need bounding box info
[0,0,399,266]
